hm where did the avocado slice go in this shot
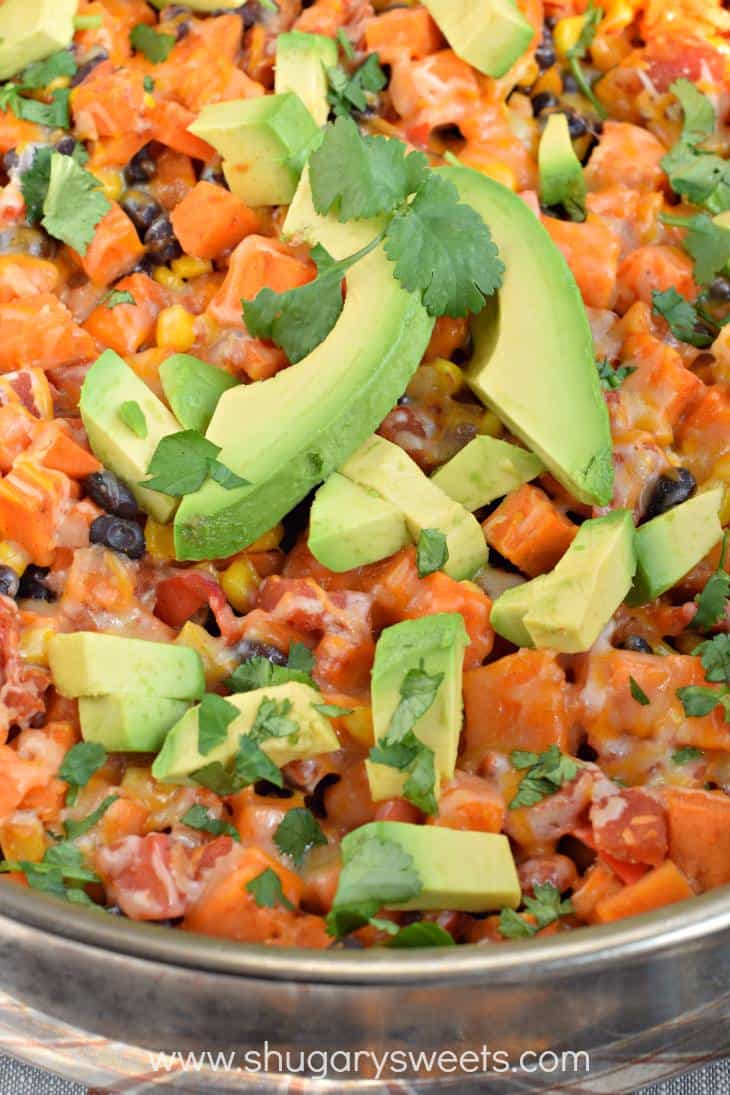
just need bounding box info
[80,350,183,524]
[491,510,636,652]
[159,354,238,435]
[173,172,433,561]
[308,473,409,572]
[275,31,338,127]
[431,435,544,511]
[338,821,521,913]
[538,113,587,221]
[441,165,613,507]
[365,615,469,804]
[78,696,189,753]
[0,0,76,82]
[628,487,724,605]
[152,681,339,784]
[49,633,205,701]
[340,435,487,580]
[189,93,320,207]
[423,0,533,78]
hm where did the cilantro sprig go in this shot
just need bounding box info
[565,2,607,120]
[498,883,573,939]
[326,53,387,119]
[144,430,249,496]
[326,831,422,938]
[651,288,715,348]
[64,794,119,841]
[226,643,316,693]
[677,629,730,722]
[0,842,99,906]
[244,117,504,361]
[509,746,578,810]
[661,80,730,213]
[693,533,729,630]
[274,807,327,866]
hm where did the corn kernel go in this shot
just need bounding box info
[153,266,185,292]
[478,410,504,438]
[145,518,176,561]
[172,256,214,280]
[19,624,55,666]
[176,620,237,687]
[431,358,464,396]
[554,15,588,60]
[0,540,30,576]
[143,92,156,111]
[220,557,260,613]
[341,706,374,747]
[246,523,285,552]
[94,167,124,203]
[156,304,196,352]
[47,75,71,93]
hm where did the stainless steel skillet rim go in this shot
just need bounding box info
[0,882,728,985]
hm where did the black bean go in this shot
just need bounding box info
[55,135,78,157]
[124,145,157,186]
[174,21,191,42]
[567,112,589,139]
[535,24,556,71]
[84,470,139,519]
[708,277,730,302]
[253,779,294,799]
[70,50,108,88]
[89,516,146,559]
[18,565,55,602]
[0,566,19,599]
[144,214,182,266]
[562,72,578,93]
[622,634,653,654]
[305,773,341,819]
[532,91,559,117]
[642,468,697,522]
[120,189,164,237]
[199,163,226,187]
[234,638,288,666]
[328,936,365,950]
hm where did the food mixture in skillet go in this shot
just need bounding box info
[0,0,728,949]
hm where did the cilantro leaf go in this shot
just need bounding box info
[59,742,107,806]
[20,145,52,224]
[193,734,283,794]
[369,730,438,815]
[387,922,455,948]
[288,642,315,674]
[670,79,715,145]
[5,88,70,128]
[671,746,704,765]
[144,430,248,496]
[388,664,444,742]
[498,907,536,939]
[130,24,175,64]
[309,116,426,221]
[181,804,240,841]
[416,528,449,577]
[336,28,355,61]
[652,288,713,348]
[198,693,239,756]
[662,212,730,285]
[20,50,77,90]
[249,697,299,744]
[509,745,578,810]
[63,794,119,841]
[677,685,730,720]
[106,289,136,309]
[1,842,100,905]
[524,883,573,929]
[246,867,294,910]
[384,173,504,317]
[312,702,353,717]
[327,831,422,937]
[118,400,147,439]
[693,534,730,629]
[326,54,387,119]
[629,676,650,706]
[226,658,316,693]
[695,634,730,683]
[596,358,636,390]
[273,807,327,866]
[511,750,540,769]
[41,153,111,255]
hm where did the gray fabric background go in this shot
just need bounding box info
[0,1056,727,1093]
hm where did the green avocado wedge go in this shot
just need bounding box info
[173,173,434,561]
[440,165,613,507]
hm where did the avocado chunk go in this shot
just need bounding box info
[80,350,183,523]
[173,172,433,561]
[423,0,533,78]
[152,681,339,784]
[491,510,636,652]
[308,473,409,572]
[340,435,487,580]
[275,31,338,127]
[366,614,469,804]
[49,633,205,702]
[78,695,189,753]
[628,487,723,605]
[149,0,239,8]
[159,354,238,435]
[338,821,521,913]
[0,0,76,82]
[189,93,320,207]
[538,113,587,221]
[441,165,613,507]
[431,435,544,511]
